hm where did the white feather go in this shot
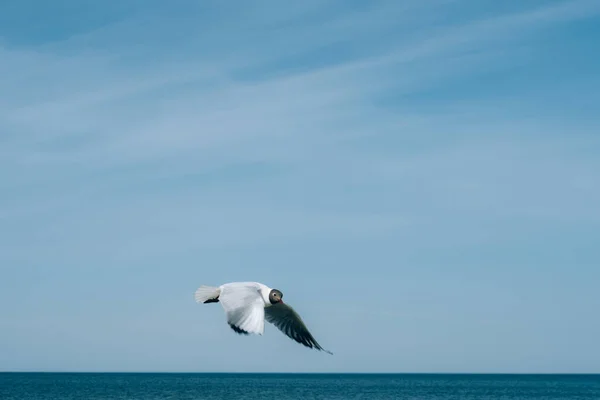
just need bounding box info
[194,285,220,303]
[218,282,270,335]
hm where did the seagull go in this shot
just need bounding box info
[194,281,332,354]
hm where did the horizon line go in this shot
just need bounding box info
[2,371,600,375]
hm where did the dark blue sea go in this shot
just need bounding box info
[1,373,599,399]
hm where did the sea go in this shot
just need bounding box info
[1,373,599,399]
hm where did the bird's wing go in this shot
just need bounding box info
[264,302,332,354]
[218,284,265,335]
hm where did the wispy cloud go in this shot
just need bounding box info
[1,1,598,228]
[1,0,598,250]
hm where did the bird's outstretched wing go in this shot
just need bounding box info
[265,302,332,354]
[219,284,265,335]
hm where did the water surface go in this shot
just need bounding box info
[1,373,599,399]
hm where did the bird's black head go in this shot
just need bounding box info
[269,289,283,304]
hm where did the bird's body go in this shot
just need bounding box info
[194,281,332,354]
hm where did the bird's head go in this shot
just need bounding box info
[269,289,283,304]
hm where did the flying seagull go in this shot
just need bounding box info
[194,281,332,354]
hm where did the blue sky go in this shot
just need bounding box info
[1,0,599,373]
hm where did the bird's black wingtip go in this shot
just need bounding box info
[321,348,333,355]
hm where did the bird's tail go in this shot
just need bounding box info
[194,285,221,304]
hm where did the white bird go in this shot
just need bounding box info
[194,281,332,354]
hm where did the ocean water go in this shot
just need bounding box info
[1,373,599,399]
